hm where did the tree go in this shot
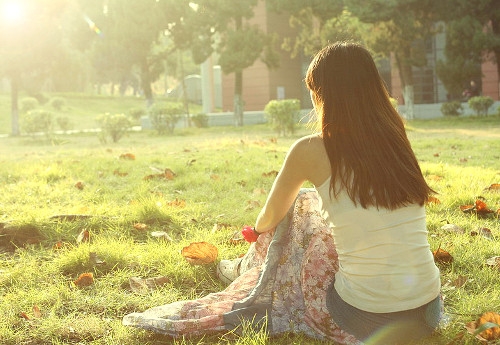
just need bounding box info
[0,0,70,136]
[199,0,279,126]
[345,0,440,119]
[436,0,500,99]
[267,0,345,57]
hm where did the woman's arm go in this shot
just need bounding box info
[254,135,324,233]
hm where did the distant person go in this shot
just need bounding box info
[123,42,442,344]
[463,80,480,100]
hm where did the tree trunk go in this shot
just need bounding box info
[178,50,191,126]
[234,71,243,126]
[395,52,415,120]
[10,74,20,136]
[141,62,154,107]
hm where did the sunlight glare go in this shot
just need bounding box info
[2,1,24,24]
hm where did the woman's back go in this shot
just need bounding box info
[315,176,440,313]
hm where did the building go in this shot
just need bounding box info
[220,1,499,113]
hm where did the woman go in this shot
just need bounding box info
[123,42,442,344]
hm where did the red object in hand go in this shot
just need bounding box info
[241,225,259,243]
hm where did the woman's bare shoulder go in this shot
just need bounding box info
[291,134,330,185]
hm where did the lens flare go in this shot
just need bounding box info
[84,15,103,37]
[2,1,24,24]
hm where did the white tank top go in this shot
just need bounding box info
[315,176,440,313]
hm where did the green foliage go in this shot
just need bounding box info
[49,96,66,111]
[20,97,39,113]
[149,102,184,134]
[96,113,132,143]
[468,96,494,116]
[264,99,301,136]
[440,101,464,117]
[22,109,54,138]
[192,113,209,128]
[56,116,73,132]
[128,107,146,121]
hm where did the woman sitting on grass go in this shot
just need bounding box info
[123,41,442,345]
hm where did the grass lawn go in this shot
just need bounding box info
[0,112,499,344]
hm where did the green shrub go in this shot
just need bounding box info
[49,97,66,111]
[149,102,183,134]
[468,96,494,116]
[23,110,54,138]
[440,101,463,117]
[20,97,39,113]
[128,107,146,121]
[56,116,73,132]
[264,99,301,136]
[192,113,208,128]
[96,113,132,143]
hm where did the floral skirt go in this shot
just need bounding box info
[123,189,361,344]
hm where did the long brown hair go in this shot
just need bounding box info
[305,41,434,209]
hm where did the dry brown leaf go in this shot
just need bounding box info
[129,276,170,294]
[426,196,441,204]
[181,242,218,265]
[74,181,84,190]
[484,183,500,192]
[210,174,220,180]
[73,272,94,287]
[262,170,279,178]
[452,275,468,288]
[134,223,148,231]
[167,198,186,208]
[237,180,247,187]
[113,169,128,176]
[76,229,89,243]
[471,227,493,239]
[427,175,443,181]
[33,305,42,318]
[465,312,500,341]
[119,153,135,160]
[433,247,453,264]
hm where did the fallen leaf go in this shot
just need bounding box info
[426,196,441,204]
[237,180,247,187]
[460,199,495,218]
[471,227,493,239]
[210,174,220,180]
[133,223,148,231]
[465,312,500,341]
[245,200,261,210]
[89,252,106,266]
[452,275,468,288]
[262,170,279,178]
[167,198,186,208]
[74,181,84,190]
[484,183,500,192]
[119,153,135,160]
[230,230,245,245]
[19,312,30,320]
[73,273,94,287]
[33,305,42,318]
[113,169,128,177]
[441,223,465,234]
[270,137,277,143]
[181,242,218,265]
[426,175,442,181]
[129,276,170,294]
[76,229,90,243]
[150,231,173,241]
[486,256,500,269]
[433,247,453,264]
